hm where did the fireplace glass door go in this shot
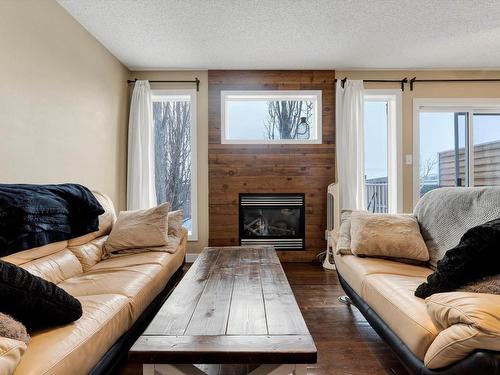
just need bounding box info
[239,194,305,250]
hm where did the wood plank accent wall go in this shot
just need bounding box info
[208,70,336,262]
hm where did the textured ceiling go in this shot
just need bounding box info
[57,0,500,70]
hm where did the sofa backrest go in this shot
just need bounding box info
[414,187,500,268]
[1,191,116,282]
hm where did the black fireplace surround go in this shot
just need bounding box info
[239,193,305,250]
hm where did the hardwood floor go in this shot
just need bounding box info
[283,263,409,375]
[121,262,409,375]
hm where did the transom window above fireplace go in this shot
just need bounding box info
[221,90,322,144]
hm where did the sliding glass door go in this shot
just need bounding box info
[414,100,500,205]
[472,113,500,186]
[418,111,468,197]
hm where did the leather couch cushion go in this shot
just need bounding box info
[2,241,68,267]
[424,292,500,369]
[59,243,185,321]
[91,250,179,270]
[0,337,27,375]
[13,294,130,375]
[362,274,439,359]
[20,249,83,284]
[60,265,164,321]
[68,236,107,272]
[333,252,432,295]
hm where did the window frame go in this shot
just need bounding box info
[220,90,323,144]
[412,98,500,207]
[151,89,198,241]
[363,89,403,213]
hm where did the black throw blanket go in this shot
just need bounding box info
[0,184,104,256]
[415,217,500,298]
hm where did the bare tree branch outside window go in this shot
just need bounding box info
[153,100,192,225]
[419,155,439,196]
[419,156,438,183]
[264,100,313,140]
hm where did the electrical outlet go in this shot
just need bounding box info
[405,154,413,165]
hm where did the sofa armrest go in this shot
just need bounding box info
[424,292,500,369]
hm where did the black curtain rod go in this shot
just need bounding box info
[335,77,408,91]
[127,77,200,91]
[336,76,500,91]
[409,77,500,91]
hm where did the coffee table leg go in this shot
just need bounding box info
[145,364,306,375]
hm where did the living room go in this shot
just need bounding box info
[0,1,499,375]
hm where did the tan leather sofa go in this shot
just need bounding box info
[332,188,500,375]
[334,251,500,374]
[0,192,187,375]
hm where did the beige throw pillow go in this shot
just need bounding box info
[458,274,500,295]
[103,203,170,256]
[335,210,353,255]
[168,210,184,237]
[424,292,500,369]
[350,211,429,261]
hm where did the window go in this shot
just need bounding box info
[413,99,500,205]
[221,90,322,144]
[363,90,403,213]
[152,90,197,240]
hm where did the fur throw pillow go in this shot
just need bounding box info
[0,313,30,344]
[415,218,500,299]
[457,274,500,295]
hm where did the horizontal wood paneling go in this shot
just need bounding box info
[208,70,335,262]
[438,141,500,186]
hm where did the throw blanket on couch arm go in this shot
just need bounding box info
[0,184,104,256]
[415,217,500,299]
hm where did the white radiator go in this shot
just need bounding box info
[327,183,340,231]
[324,183,340,270]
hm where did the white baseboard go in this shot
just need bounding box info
[185,253,199,263]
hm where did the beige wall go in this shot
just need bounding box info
[0,0,130,209]
[130,71,209,254]
[336,70,500,212]
[2,1,498,253]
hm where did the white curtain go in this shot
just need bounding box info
[336,80,365,210]
[127,80,157,210]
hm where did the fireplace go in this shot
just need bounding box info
[239,193,305,250]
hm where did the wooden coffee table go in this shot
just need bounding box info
[129,246,317,375]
